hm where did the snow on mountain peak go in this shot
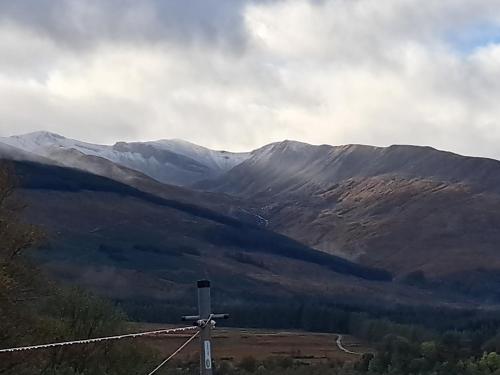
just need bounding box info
[146,138,251,172]
[1,131,66,154]
[18,130,65,140]
[8,130,65,144]
[0,131,252,186]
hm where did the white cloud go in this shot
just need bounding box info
[1,0,500,157]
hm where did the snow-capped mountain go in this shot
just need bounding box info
[0,131,251,185]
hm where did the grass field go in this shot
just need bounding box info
[133,324,373,364]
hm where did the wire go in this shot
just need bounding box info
[0,326,197,353]
[146,330,200,375]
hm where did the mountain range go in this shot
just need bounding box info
[2,131,500,319]
[0,131,249,186]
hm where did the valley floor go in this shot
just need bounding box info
[132,324,373,363]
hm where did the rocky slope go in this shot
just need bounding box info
[14,161,422,304]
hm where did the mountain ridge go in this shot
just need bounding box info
[196,141,500,197]
[5,131,500,194]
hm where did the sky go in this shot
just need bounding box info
[1,0,500,157]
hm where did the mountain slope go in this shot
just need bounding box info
[9,161,451,315]
[264,176,500,278]
[197,141,500,292]
[0,141,54,164]
[6,133,500,302]
[0,131,250,186]
[15,160,391,281]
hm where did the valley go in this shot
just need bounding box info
[3,132,500,375]
[3,2,500,373]
[3,132,500,306]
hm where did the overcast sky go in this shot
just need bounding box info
[1,0,500,157]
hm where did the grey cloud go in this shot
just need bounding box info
[0,0,271,50]
[1,0,500,158]
[0,80,145,144]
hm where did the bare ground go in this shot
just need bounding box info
[133,324,373,364]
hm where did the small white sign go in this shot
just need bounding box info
[204,340,212,369]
